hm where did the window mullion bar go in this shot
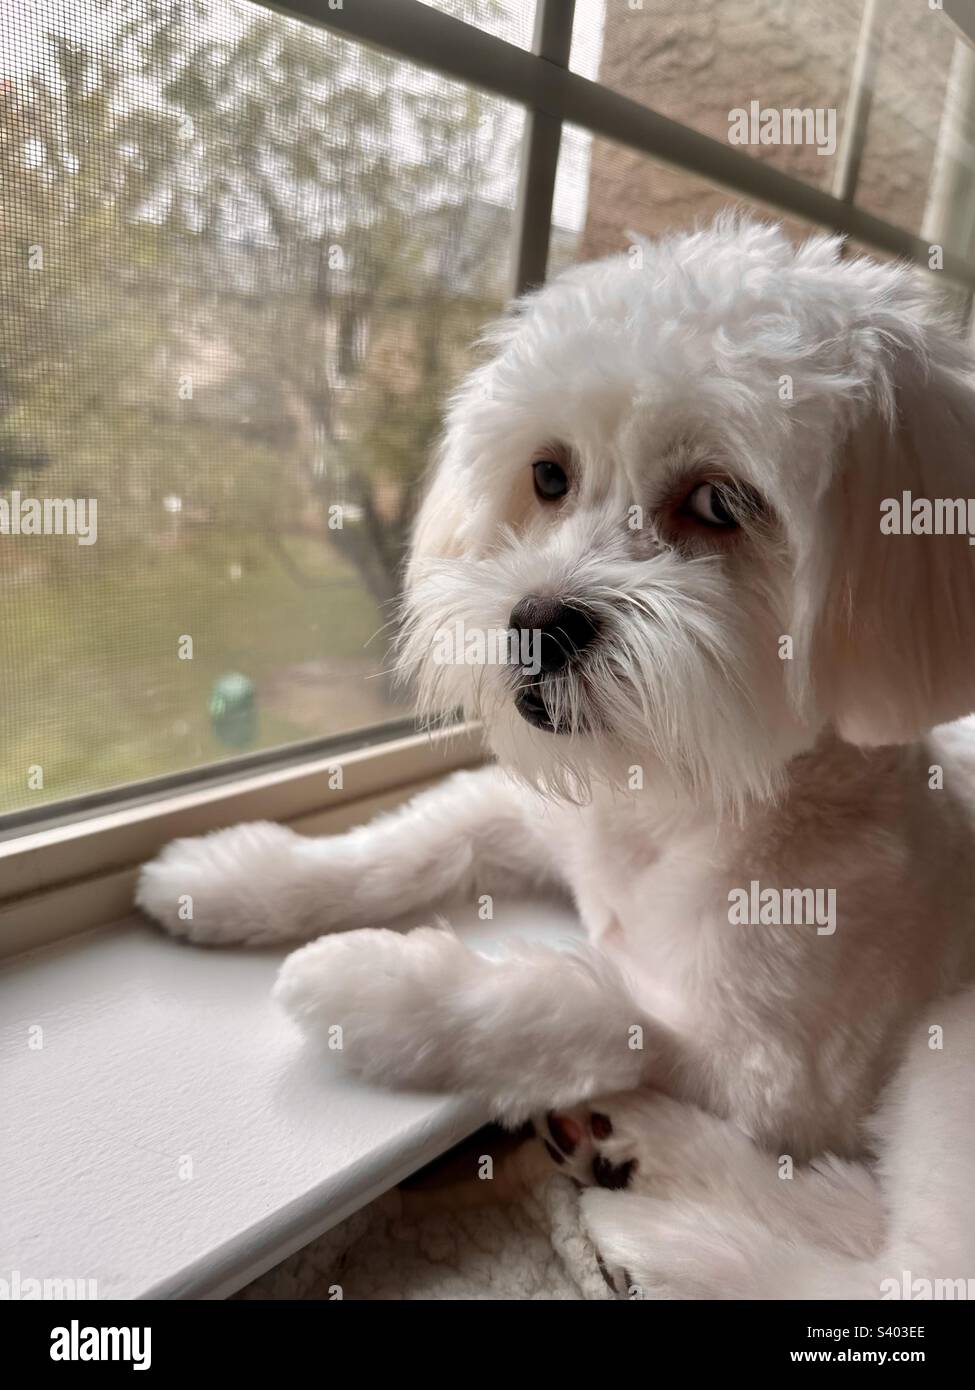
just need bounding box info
[511,0,576,294]
[832,0,885,208]
[922,33,975,328]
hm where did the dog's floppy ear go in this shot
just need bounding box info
[406,433,472,585]
[820,282,975,745]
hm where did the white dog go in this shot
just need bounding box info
[138,217,975,1299]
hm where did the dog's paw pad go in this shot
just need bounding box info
[540,1106,636,1189]
[546,1111,582,1156]
[592,1155,636,1190]
[590,1111,613,1140]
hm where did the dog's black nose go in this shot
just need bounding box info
[508,596,599,672]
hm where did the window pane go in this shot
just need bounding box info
[853,1,967,252]
[550,122,820,276]
[550,121,967,326]
[571,0,863,193]
[0,0,523,816]
[570,0,975,262]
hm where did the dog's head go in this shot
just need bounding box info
[399,216,975,810]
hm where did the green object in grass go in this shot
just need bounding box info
[209,673,257,749]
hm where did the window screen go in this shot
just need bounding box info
[0,0,523,815]
[550,121,821,278]
[4,0,972,825]
[570,0,863,193]
[562,1,975,282]
[420,0,537,49]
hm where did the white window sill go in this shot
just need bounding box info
[1,896,581,1300]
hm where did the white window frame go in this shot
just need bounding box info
[4,0,975,946]
[0,722,484,956]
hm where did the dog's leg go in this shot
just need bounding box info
[543,1090,883,1252]
[136,766,560,946]
[745,983,975,1299]
[273,928,662,1125]
[581,1192,884,1300]
[544,1090,884,1299]
[868,981,975,1295]
[579,985,975,1299]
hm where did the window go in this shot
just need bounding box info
[2,0,974,849]
[550,121,821,275]
[1,0,523,818]
[560,0,975,273]
[571,0,863,193]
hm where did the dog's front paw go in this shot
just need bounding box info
[136,821,308,945]
[582,1188,783,1300]
[273,925,464,1089]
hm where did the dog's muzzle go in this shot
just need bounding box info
[508,596,599,733]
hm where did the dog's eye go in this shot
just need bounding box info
[684,482,738,528]
[533,458,569,501]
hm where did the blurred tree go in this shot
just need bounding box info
[1,0,515,617]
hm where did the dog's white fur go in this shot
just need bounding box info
[138,218,975,1299]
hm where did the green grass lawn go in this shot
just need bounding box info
[1,532,403,815]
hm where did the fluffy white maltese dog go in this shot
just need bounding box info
[139,217,975,1299]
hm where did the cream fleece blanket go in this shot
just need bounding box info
[237,1173,614,1301]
